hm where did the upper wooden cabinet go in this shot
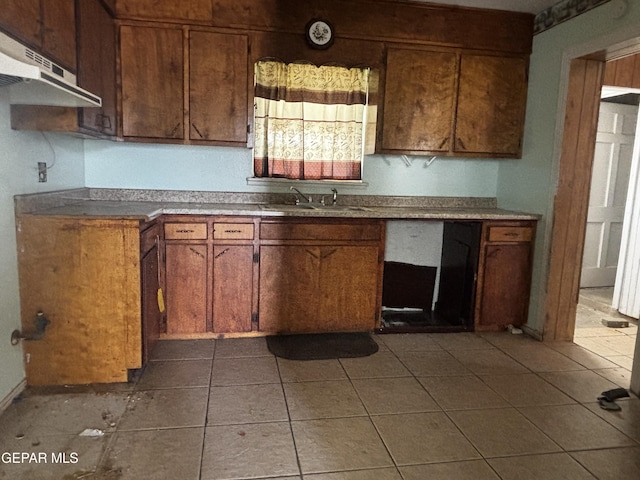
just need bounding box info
[189,31,248,144]
[120,25,184,139]
[10,0,117,138]
[120,24,249,145]
[455,54,528,156]
[381,48,528,158]
[381,48,458,153]
[0,0,76,71]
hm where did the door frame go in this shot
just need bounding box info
[543,23,640,342]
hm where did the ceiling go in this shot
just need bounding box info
[415,0,559,14]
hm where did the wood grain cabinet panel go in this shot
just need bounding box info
[455,54,528,156]
[189,31,248,144]
[16,217,142,385]
[0,0,76,70]
[213,245,253,333]
[382,48,457,153]
[120,25,184,139]
[140,223,162,362]
[116,0,213,22]
[165,244,208,334]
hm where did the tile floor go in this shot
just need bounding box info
[0,329,639,480]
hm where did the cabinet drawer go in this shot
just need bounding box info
[260,222,382,241]
[213,223,254,240]
[488,226,533,242]
[165,223,208,240]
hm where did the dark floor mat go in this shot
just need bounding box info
[266,332,379,360]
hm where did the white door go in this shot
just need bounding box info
[581,101,637,288]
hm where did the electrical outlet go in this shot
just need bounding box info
[38,162,47,182]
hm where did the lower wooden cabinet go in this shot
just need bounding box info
[140,222,162,363]
[212,245,254,333]
[258,219,385,334]
[16,216,143,385]
[474,221,536,331]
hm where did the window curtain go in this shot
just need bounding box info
[253,60,370,180]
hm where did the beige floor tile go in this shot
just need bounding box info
[372,412,481,465]
[545,343,621,369]
[594,336,637,355]
[202,422,298,479]
[450,349,530,375]
[136,359,212,390]
[604,355,635,369]
[585,398,640,442]
[432,333,495,351]
[292,417,393,474]
[478,331,540,348]
[419,375,509,410]
[211,356,280,386]
[448,408,560,457]
[119,387,208,430]
[277,358,347,383]
[105,428,203,480]
[488,453,597,480]
[214,337,272,358]
[284,380,367,420]
[573,338,622,357]
[377,333,442,353]
[208,383,288,425]
[0,433,110,480]
[150,339,215,360]
[305,467,402,479]
[501,345,586,372]
[400,460,501,480]
[397,351,471,376]
[570,447,640,480]
[574,327,625,338]
[480,373,575,407]
[519,404,636,451]
[0,392,129,439]
[539,370,619,403]
[352,377,440,414]
[339,352,411,379]
[593,367,633,389]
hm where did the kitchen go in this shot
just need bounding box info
[1,0,640,477]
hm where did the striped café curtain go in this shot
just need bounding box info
[253,60,370,180]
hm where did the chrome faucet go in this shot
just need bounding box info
[290,186,312,204]
[331,188,338,205]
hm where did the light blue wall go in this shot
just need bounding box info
[496,1,640,333]
[84,140,500,197]
[0,90,85,405]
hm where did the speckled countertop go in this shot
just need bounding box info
[15,188,541,221]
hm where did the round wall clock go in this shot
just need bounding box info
[305,19,334,49]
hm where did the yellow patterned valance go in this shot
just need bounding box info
[253,60,370,180]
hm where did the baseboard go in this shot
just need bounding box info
[0,379,26,415]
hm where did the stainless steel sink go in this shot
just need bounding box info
[260,204,369,212]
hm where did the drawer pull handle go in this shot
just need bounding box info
[505,232,519,237]
[224,229,242,233]
[175,229,195,233]
[215,248,230,259]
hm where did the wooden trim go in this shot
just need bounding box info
[0,379,27,415]
[544,58,604,342]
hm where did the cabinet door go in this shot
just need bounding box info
[141,242,161,362]
[381,48,457,152]
[77,0,116,135]
[189,31,248,144]
[41,0,76,70]
[318,246,380,331]
[116,0,212,22]
[477,243,532,330]
[455,54,527,156]
[120,25,184,139]
[213,245,253,333]
[258,246,321,333]
[165,244,208,334]
[0,0,41,49]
